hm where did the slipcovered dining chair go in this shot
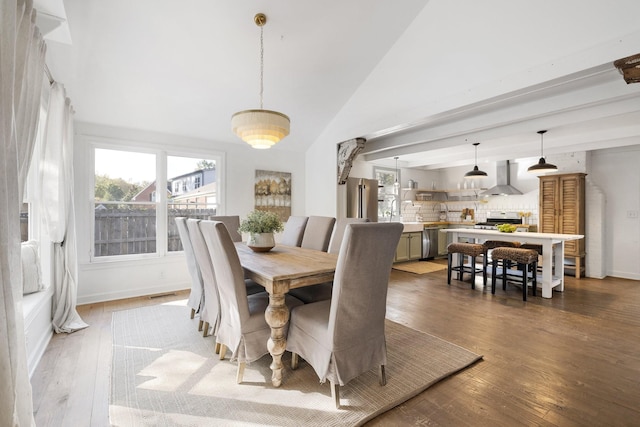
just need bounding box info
[200,220,304,383]
[175,217,203,320]
[210,215,242,242]
[300,216,336,252]
[327,217,369,254]
[286,222,403,408]
[288,217,368,304]
[280,216,308,246]
[187,219,222,338]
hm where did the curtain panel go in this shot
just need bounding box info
[1,0,42,425]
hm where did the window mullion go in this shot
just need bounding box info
[156,151,168,257]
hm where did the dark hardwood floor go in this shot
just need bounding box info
[31,262,640,426]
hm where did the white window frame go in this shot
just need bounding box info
[89,142,224,263]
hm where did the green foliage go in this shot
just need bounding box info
[95,174,146,202]
[497,224,517,233]
[238,210,284,234]
[196,159,215,170]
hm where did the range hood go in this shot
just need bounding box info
[481,160,522,196]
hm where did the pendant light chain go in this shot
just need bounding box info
[259,24,264,110]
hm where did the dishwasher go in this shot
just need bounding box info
[422,227,439,259]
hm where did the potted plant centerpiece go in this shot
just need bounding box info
[238,210,284,252]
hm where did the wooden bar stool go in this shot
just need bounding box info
[491,247,538,301]
[447,242,487,289]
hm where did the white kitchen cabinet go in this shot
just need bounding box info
[395,232,422,263]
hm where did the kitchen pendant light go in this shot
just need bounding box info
[464,142,488,179]
[393,156,400,193]
[528,130,558,174]
[231,13,290,149]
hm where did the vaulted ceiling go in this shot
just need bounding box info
[39,0,640,169]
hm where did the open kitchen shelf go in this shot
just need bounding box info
[412,188,488,202]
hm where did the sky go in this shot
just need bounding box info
[95,148,213,184]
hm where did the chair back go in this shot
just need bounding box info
[328,223,403,349]
[327,218,369,254]
[210,215,242,242]
[175,217,203,311]
[186,219,220,331]
[301,216,336,252]
[280,216,308,246]
[200,220,250,345]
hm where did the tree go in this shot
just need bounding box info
[94,174,145,202]
[196,159,215,170]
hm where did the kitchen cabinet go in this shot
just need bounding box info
[538,173,586,278]
[395,232,422,263]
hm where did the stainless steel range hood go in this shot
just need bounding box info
[481,160,522,196]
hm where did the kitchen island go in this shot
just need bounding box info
[441,228,584,298]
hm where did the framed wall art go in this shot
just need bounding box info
[254,170,291,222]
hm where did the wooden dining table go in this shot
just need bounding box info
[234,242,338,387]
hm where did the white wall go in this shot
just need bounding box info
[73,122,306,304]
[589,145,640,280]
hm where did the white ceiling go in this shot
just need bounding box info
[38,0,640,168]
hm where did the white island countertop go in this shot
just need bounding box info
[441,228,584,298]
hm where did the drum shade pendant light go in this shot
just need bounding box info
[231,13,290,149]
[464,143,488,179]
[528,130,557,173]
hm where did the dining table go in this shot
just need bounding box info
[234,242,338,387]
[441,228,584,298]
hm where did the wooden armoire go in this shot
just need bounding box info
[538,173,586,278]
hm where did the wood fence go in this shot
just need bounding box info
[94,207,215,257]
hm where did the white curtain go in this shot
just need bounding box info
[1,0,44,425]
[41,83,88,333]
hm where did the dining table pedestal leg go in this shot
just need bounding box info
[265,292,289,387]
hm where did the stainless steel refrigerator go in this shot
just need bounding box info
[345,177,379,222]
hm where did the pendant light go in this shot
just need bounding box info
[528,130,558,173]
[231,13,290,149]
[393,156,400,193]
[464,142,488,179]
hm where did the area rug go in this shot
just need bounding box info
[110,300,482,427]
[393,261,447,274]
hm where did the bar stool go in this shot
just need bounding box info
[447,242,487,289]
[519,243,543,274]
[491,247,538,301]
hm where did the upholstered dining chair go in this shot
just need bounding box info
[186,219,222,338]
[200,220,304,383]
[209,215,242,242]
[175,217,203,321]
[286,222,403,408]
[288,217,368,304]
[279,216,308,246]
[327,217,369,254]
[300,216,336,252]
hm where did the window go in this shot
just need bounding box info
[92,148,219,259]
[167,155,217,252]
[94,149,157,257]
[374,166,400,221]
[195,176,201,189]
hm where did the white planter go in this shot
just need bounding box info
[247,232,276,252]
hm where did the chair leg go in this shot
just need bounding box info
[470,255,476,289]
[219,344,227,360]
[236,361,246,384]
[519,262,527,301]
[379,365,387,386]
[291,352,299,370]
[458,254,464,280]
[198,319,203,331]
[491,259,497,294]
[447,254,452,284]
[330,381,340,409]
[482,255,488,288]
[202,321,209,337]
[502,260,507,290]
[532,261,537,296]
[190,308,195,319]
[215,342,221,354]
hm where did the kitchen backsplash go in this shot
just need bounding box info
[400,193,538,224]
